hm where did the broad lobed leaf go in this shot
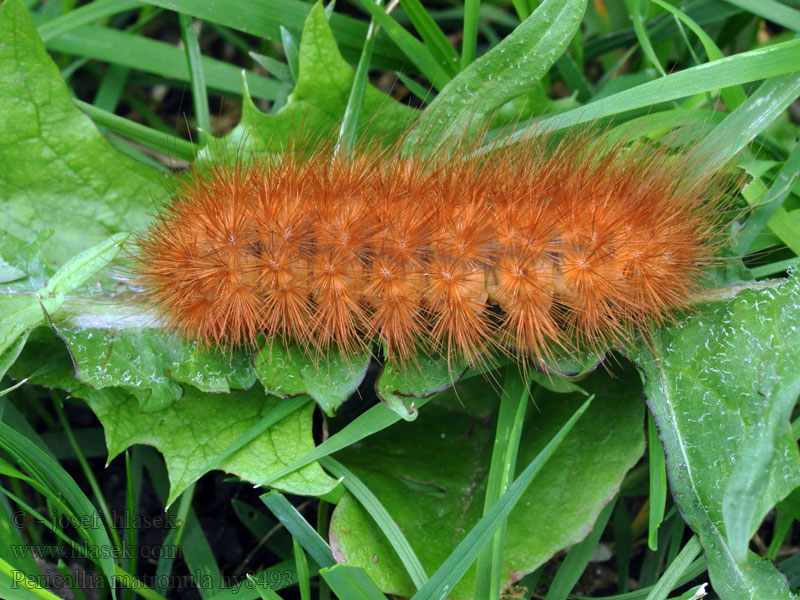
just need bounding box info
[636,273,800,598]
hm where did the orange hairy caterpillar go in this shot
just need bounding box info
[132,131,729,369]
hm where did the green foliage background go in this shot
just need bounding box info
[1,0,800,598]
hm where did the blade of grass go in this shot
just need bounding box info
[207,21,254,54]
[648,411,667,551]
[0,556,64,600]
[640,510,680,587]
[750,257,800,278]
[411,396,594,600]
[248,574,282,600]
[280,25,299,83]
[318,564,389,599]
[51,395,123,551]
[644,536,703,600]
[46,26,280,99]
[337,0,382,154]
[356,0,452,90]
[625,0,666,76]
[665,518,686,567]
[613,501,633,593]
[260,491,336,569]
[649,0,746,110]
[122,451,140,600]
[74,99,198,162]
[317,501,333,600]
[0,422,117,597]
[249,51,293,84]
[93,64,130,113]
[555,51,594,102]
[461,0,480,69]
[293,538,311,600]
[56,559,87,600]
[504,38,800,142]
[743,180,800,257]
[137,0,405,70]
[264,396,437,484]
[395,71,434,103]
[209,559,311,600]
[473,368,530,600]
[584,0,742,60]
[140,448,223,599]
[722,0,800,31]
[688,71,800,172]
[320,457,428,590]
[113,565,170,600]
[544,498,617,600]
[179,14,211,144]
[766,511,792,560]
[509,0,530,20]
[0,483,99,565]
[399,0,460,75]
[572,557,708,599]
[737,141,800,255]
[37,0,141,41]
[153,483,196,597]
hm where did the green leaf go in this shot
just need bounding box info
[76,385,338,507]
[0,0,164,264]
[635,274,800,597]
[42,233,128,298]
[52,304,256,411]
[375,350,469,420]
[254,339,369,416]
[0,234,127,376]
[330,367,645,598]
[0,296,60,370]
[0,231,50,293]
[216,3,416,156]
[405,0,587,152]
[0,258,26,284]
